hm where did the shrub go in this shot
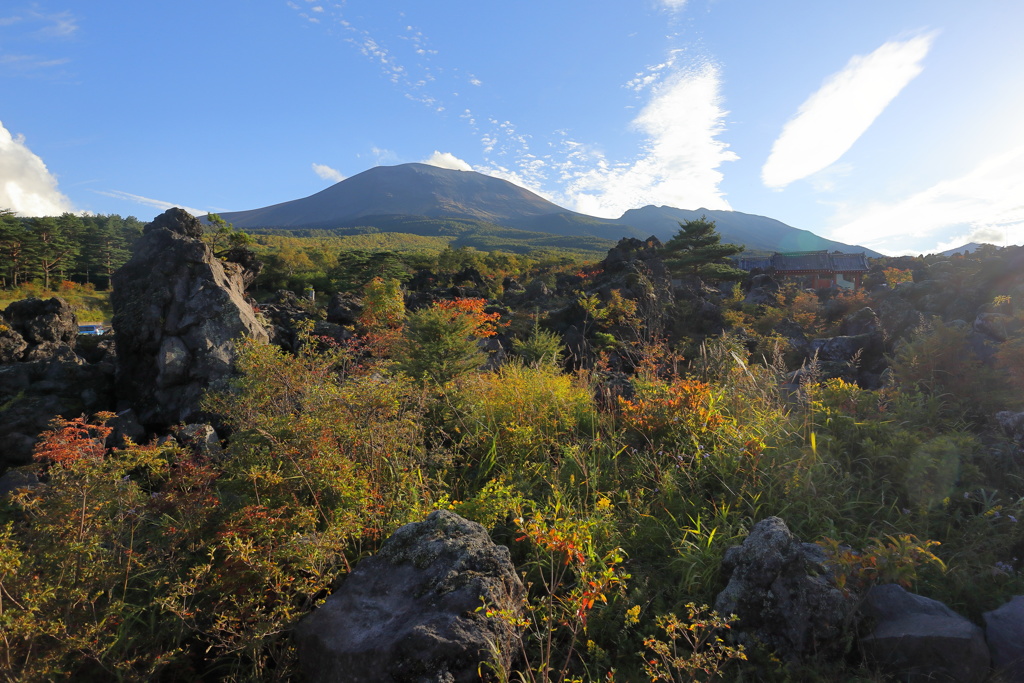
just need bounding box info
[396,298,500,385]
[890,322,1009,419]
[454,362,595,477]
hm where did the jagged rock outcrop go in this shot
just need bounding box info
[984,595,1024,681]
[860,583,989,682]
[110,208,268,429]
[294,510,525,682]
[839,307,880,337]
[743,273,781,307]
[808,330,887,387]
[325,291,363,326]
[0,297,79,363]
[0,297,116,470]
[714,516,853,661]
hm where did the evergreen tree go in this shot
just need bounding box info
[80,214,132,288]
[0,209,31,288]
[29,214,82,289]
[661,215,745,282]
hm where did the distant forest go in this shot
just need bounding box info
[0,210,594,298]
[0,209,145,290]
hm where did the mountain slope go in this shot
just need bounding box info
[616,206,883,257]
[216,163,570,229]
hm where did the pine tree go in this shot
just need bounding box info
[0,209,30,288]
[662,216,745,282]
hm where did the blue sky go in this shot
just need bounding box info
[2,1,1022,255]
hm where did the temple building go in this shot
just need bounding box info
[738,251,871,290]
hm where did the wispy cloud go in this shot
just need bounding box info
[370,147,400,165]
[0,120,74,216]
[94,190,206,218]
[559,62,737,218]
[287,4,447,110]
[659,0,688,10]
[762,33,935,189]
[625,51,681,93]
[0,7,77,77]
[422,151,473,171]
[33,9,77,38]
[825,144,1024,253]
[312,163,345,182]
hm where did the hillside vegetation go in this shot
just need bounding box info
[2,224,1024,680]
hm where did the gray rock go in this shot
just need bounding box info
[975,312,1013,342]
[714,516,853,660]
[108,408,147,448]
[984,595,1024,681]
[840,307,880,336]
[0,325,28,363]
[110,208,268,429]
[0,359,115,468]
[0,468,38,495]
[0,297,79,363]
[172,423,223,458]
[744,274,781,307]
[4,297,77,347]
[325,292,362,326]
[295,510,525,683]
[809,333,881,364]
[997,411,1024,447]
[860,583,989,682]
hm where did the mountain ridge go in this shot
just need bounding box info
[213,163,879,256]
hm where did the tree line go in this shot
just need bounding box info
[0,209,145,290]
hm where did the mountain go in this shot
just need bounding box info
[938,242,1000,257]
[216,163,609,232]
[615,206,883,257]
[214,163,877,255]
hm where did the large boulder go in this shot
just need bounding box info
[294,510,525,683]
[110,208,268,429]
[714,517,853,661]
[743,273,781,307]
[0,359,115,469]
[0,297,115,470]
[860,583,989,682]
[840,307,880,337]
[1,297,79,362]
[984,595,1024,681]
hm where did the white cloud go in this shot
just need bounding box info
[659,0,688,9]
[624,51,681,93]
[312,162,345,182]
[422,151,473,172]
[0,120,74,216]
[825,144,1024,253]
[762,33,934,189]
[94,190,206,218]
[560,62,737,218]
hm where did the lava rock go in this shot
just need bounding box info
[714,516,853,661]
[110,208,268,429]
[295,510,525,683]
[860,583,989,683]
